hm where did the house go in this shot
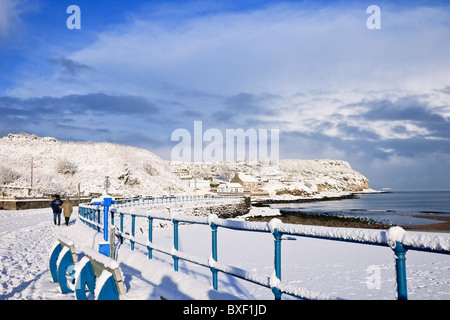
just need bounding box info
[217,183,244,194]
[231,173,259,193]
[170,162,192,179]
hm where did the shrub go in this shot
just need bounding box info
[56,160,78,175]
[143,162,158,175]
[0,166,20,185]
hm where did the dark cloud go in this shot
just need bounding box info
[342,95,450,141]
[0,93,159,119]
[382,137,450,158]
[279,129,450,190]
[438,86,450,95]
[0,93,163,145]
[281,130,391,162]
[360,97,445,124]
[180,109,203,118]
[48,57,94,77]
[336,123,380,141]
[211,92,281,127]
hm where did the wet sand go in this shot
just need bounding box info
[246,211,391,229]
[403,215,450,233]
[246,211,450,233]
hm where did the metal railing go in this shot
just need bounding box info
[113,194,244,207]
[79,197,450,300]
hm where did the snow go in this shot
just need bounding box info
[242,206,282,218]
[386,226,408,249]
[83,247,120,270]
[0,206,449,300]
[0,133,378,205]
[94,270,114,299]
[0,133,192,197]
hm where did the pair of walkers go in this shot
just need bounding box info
[50,195,73,226]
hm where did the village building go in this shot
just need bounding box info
[217,183,244,194]
[231,173,259,193]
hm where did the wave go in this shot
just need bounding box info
[350,209,395,213]
[420,211,450,215]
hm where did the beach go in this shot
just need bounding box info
[249,190,450,233]
[404,216,450,233]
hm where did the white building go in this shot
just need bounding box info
[217,183,244,194]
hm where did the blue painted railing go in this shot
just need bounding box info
[79,197,450,300]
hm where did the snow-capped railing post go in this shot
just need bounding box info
[119,212,124,244]
[269,218,283,300]
[86,208,91,228]
[91,208,95,228]
[85,207,89,224]
[386,226,409,300]
[87,207,93,227]
[173,218,179,271]
[96,204,101,233]
[209,214,219,290]
[394,242,408,300]
[131,214,136,250]
[147,216,153,259]
[110,208,115,226]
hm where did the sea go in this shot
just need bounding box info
[268,190,450,227]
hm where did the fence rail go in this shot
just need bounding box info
[79,196,450,300]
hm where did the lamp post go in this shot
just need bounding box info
[104,176,110,195]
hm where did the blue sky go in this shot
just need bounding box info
[1,0,450,190]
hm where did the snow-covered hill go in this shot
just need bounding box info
[275,159,371,194]
[0,133,372,199]
[171,158,373,198]
[0,133,192,197]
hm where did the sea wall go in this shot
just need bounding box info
[0,197,92,210]
[188,196,251,218]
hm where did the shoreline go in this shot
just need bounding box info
[248,191,450,233]
[251,192,368,206]
[246,210,391,229]
[403,215,450,233]
[246,211,450,232]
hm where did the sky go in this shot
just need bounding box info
[1,0,450,190]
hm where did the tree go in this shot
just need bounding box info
[56,160,78,175]
[0,166,20,185]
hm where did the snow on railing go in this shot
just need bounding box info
[109,194,244,208]
[79,199,450,300]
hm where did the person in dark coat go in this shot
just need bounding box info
[51,195,63,225]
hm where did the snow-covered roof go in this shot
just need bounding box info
[236,173,258,182]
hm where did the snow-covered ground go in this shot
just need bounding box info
[1,206,449,300]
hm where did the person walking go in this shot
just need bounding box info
[51,195,63,225]
[61,197,73,226]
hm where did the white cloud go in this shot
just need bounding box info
[3,2,450,190]
[9,3,448,101]
[0,0,20,39]
[0,0,36,41]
